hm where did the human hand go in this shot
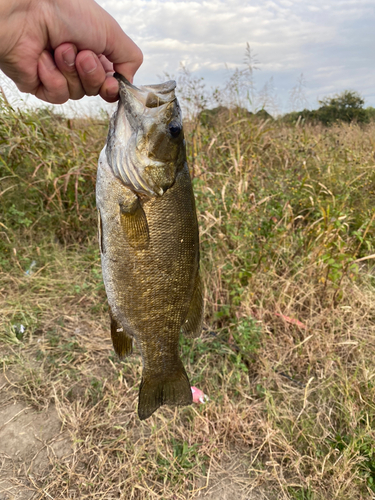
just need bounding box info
[0,0,143,104]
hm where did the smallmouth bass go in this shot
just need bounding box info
[96,74,203,420]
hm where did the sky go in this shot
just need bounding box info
[1,0,374,115]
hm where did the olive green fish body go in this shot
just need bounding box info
[96,75,203,420]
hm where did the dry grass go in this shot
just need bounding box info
[1,96,375,499]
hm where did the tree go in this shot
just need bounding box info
[316,90,367,124]
[365,106,375,121]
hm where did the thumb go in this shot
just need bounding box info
[103,19,143,82]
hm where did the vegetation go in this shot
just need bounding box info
[283,90,374,125]
[198,90,374,128]
[199,106,273,127]
[1,85,375,499]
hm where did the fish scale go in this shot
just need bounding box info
[96,74,203,420]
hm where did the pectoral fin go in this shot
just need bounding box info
[110,310,133,359]
[181,273,204,338]
[119,198,149,250]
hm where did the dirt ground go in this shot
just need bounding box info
[0,369,270,500]
[0,373,71,500]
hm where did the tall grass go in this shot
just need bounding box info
[1,89,375,499]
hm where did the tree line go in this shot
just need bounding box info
[283,90,375,125]
[199,90,375,127]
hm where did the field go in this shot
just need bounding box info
[1,94,375,499]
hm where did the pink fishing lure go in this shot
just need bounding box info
[191,386,209,404]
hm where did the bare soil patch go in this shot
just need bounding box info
[0,374,71,500]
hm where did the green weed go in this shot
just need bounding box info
[1,95,375,498]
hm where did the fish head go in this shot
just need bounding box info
[106,73,185,197]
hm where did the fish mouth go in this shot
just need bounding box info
[115,72,177,111]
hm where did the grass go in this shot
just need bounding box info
[1,94,375,498]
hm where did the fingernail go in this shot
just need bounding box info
[62,47,76,67]
[81,54,97,74]
[41,52,56,71]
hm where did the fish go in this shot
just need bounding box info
[96,73,204,420]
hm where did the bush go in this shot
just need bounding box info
[366,106,375,121]
[283,90,369,125]
[316,90,367,124]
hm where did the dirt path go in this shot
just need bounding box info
[0,374,72,500]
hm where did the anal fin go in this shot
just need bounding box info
[138,362,192,420]
[110,309,133,359]
[120,198,149,250]
[181,273,204,338]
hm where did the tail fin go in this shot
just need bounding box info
[138,364,192,420]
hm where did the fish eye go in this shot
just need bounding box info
[168,121,181,138]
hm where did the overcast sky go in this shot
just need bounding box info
[1,0,374,115]
[106,0,375,113]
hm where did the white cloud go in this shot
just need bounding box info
[2,0,374,114]
[96,0,375,110]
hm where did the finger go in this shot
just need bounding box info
[99,75,119,103]
[54,43,85,101]
[99,54,114,75]
[103,21,143,83]
[97,55,118,103]
[75,50,107,97]
[36,51,70,104]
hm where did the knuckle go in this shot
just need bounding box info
[48,83,69,104]
[80,73,105,96]
[50,94,69,105]
[136,47,144,66]
[16,82,31,94]
[85,88,100,97]
[70,89,85,101]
